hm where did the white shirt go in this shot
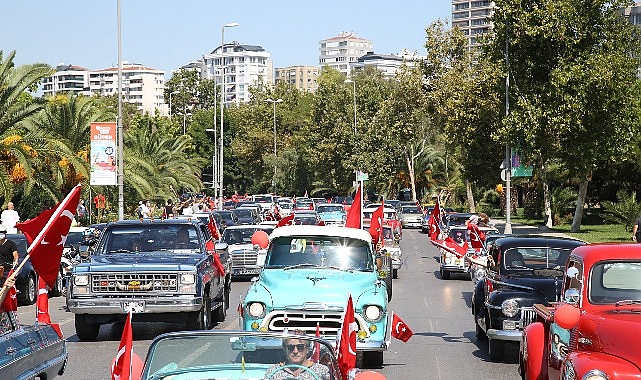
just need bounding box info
[140,204,151,218]
[1,209,19,233]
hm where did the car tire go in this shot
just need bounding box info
[440,269,450,280]
[488,338,505,361]
[213,288,227,323]
[357,351,383,369]
[49,268,64,297]
[475,319,487,340]
[18,273,37,306]
[75,314,100,341]
[187,293,211,330]
[392,268,398,279]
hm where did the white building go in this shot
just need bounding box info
[451,0,494,49]
[88,62,167,116]
[274,65,320,93]
[351,50,425,79]
[201,41,273,105]
[42,64,90,97]
[319,32,373,76]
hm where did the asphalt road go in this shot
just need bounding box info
[17,227,532,380]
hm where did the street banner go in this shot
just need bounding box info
[90,122,117,186]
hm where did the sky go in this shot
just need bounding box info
[1,1,451,77]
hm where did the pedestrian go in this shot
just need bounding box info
[632,212,641,243]
[140,200,153,218]
[163,199,175,219]
[0,226,18,279]
[0,202,20,234]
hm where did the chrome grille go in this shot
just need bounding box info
[231,250,258,267]
[91,273,178,293]
[266,312,367,336]
[519,307,536,329]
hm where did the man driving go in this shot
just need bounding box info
[263,331,330,380]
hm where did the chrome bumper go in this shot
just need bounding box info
[67,296,202,314]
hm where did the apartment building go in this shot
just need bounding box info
[274,65,320,93]
[451,0,494,49]
[319,32,373,75]
[351,50,425,79]
[42,64,90,97]
[88,62,167,116]
[201,41,273,105]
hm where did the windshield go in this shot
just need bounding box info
[142,332,339,380]
[222,227,272,245]
[590,261,641,304]
[233,209,254,218]
[401,206,422,214]
[66,231,85,246]
[316,205,344,213]
[98,225,201,254]
[503,247,572,270]
[265,236,373,271]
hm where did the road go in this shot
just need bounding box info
[17,227,528,380]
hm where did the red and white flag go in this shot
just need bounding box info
[111,312,133,380]
[276,213,295,228]
[311,322,321,362]
[16,184,82,288]
[369,202,385,247]
[36,276,63,337]
[208,214,221,241]
[467,223,486,250]
[337,294,357,380]
[431,236,469,258]
[391,312,414,342]
[427,214,441,241]
[1,269,17,312]
[344,185,362,229]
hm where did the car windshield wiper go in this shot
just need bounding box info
[283,263,322,270]
[615,299,641,307]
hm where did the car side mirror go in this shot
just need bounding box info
[215,242,228,251]
[566,266,580,280]
[564,288,581,305]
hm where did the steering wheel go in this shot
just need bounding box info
[265,363,321,380]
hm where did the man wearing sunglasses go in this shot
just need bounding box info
[264,333,330,379]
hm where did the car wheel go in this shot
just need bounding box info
[19,274,37,306]
[187,293,211,330]
[49,268,64,297]
[475,319,487,340]
[392,268,398,279]
[441,269,450,280]
[363,351,384,369]
[75,314,100,341]
[213,288,227,323]
[488,338,505,361]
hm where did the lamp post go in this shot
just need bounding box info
[265,98,283,194]
[168,90,179,120]
[117,0,124,220]
[219,22,239,210]
[344,78,361,226]
[205,128,217,190]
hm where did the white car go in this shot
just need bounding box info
[218,225,274,277]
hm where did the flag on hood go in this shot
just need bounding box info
[431,236,469,258]
[344,185,362,229]
[1,269,17,312]
[369,202,385,247]
[391,312,414,342]
[467,223,486,250]
[16,184,81,288]
[336,294,357,380]
[111,312,133,380]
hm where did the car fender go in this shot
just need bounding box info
[563,351,641,378]
[522,322,547,380]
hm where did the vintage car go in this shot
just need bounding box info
[218,224,274,277]
[466,233,506,284]
[67,219,231,340]
[362,207,402,240]
[0,310,67,379]
[472,235,585,361]
[444,212,474,231]
[241,225,390,368]
[133,330,385,380]
[398,205,424,229]
[292,210,323,225]
[316,203,347,227]
[519,243,641,380]
[438,225,499,280]
[363,224,402,279]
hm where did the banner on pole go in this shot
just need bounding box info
[89,122,117,186]
[511,148,533,177]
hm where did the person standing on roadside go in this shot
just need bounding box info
[0,226,18,278]
[632,213,641,243]
[0,202,20,234]
[163,199,175,219]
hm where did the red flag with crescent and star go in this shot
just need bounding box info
[111,311,133,380]
[16,184,82,288]
[467,223,486,250]
[336,294,357,380]
[208,214,221,241]
[369,202,385,247]
[1,269,17,312]
[344,185,362,229]
[391,312,414,342]
[276,213,295,228]
[36,276,63,337]
[430,236,469,258]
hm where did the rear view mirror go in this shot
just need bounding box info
[566,266,580,279]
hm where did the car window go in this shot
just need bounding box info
[266,236,373,271]
[590,261,641,304]
[99,225,201,254]
[504,247,572,270]
[317,205,344,213]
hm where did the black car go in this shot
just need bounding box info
[231,207,260,225]
[471,235,585,361]
[212,210,239,230]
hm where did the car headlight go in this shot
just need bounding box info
[501,299,519,317]
[248,302,265,318]
[445,251,452,258]
[364,305,382,322]
[581,370,608,380]
[180,273,196,285]
[74,275,89,286]
[445,257,453,265]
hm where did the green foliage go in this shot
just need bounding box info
[601,190,641,231]
[551,186,576,225]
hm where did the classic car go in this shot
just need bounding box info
[132,330,386,380]
[316,203,347,227]
[292,210,323,225]
[444,212,474,231]
[438,225,499,280]
[241,225,390,368]
[472,235,585,361]
[519,243,641,380]
[362,207,402,240]
[0,310,67,379]
[363,224,402,279]
[398,205,424,229]
[67,219,232,340]
[218,224,274,277]
[466,232,506,284]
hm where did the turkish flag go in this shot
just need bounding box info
[111,312,133,380]
[428,214,441,241]
[391,313,414,342]
[369,202,385,247]
[1,269,17,312]
[344,185,362,229]
[208,215,221,241]
[467,223,486,250]
[16,184,82,288]
[276,213,294,227]
[213,253,226,276]
[337,294,357,380]
[37,277,51,324]
[431,236,469,258]
[311,322,321,362]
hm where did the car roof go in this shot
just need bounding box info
[106,218,203,227]
[223,224,271,230]
[269,225,372,242]
[491,235,586,249]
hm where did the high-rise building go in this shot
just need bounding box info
[319,32,373,75]
[88,62,167,115]
[201,41,273,105]
[42,64,90,97]
[351,50,425,79]
[451,0,494,49]
[274,66,320,93]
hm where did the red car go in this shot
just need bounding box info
[362,206,402,239]
[519,243,641,380]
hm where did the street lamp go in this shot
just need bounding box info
[219,22,239,210]
[345,78,361,226]
[265,98,283,193]
[168,90,179,120]
[205,128,217,190]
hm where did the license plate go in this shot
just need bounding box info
[235,269,259,275]
[123,301,145,313]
